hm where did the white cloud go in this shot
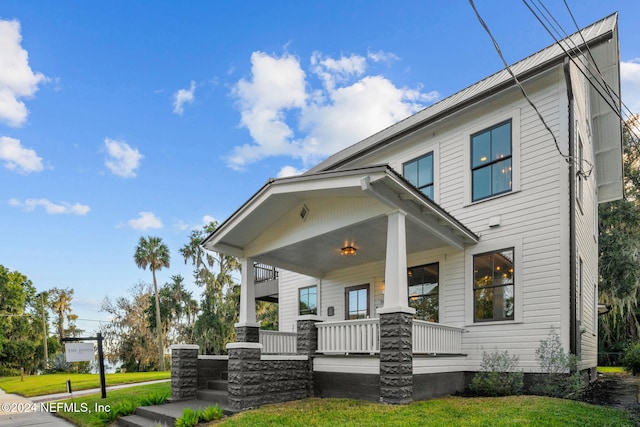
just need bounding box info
[0,19,48,127]
[227,50,440,171]
[0,136,43,174]
[9,198,90,215]
[621,59,640,115]
[104,138,143,178]
[127,211,162,230]
[202,215,217,225]
[172,80,196,115]
[277,165,305,178]
[367,50,400,65]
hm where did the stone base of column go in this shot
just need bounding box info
[227,342,263,411]
[379,312,413,404]
[235,322,260,343]
[169,344,199,402]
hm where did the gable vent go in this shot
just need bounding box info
[300,204,309,221]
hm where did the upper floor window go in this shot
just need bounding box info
[577,137,584,208]
[473,248,514,322]
[471,121,512,201]
[408,262,439,322]
[299,286,317,315]
[404,152,434,199]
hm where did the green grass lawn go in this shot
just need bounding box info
[211,396,636,427]
[598,366,625,373]
[54,381,171,427]
[0,371,170,397]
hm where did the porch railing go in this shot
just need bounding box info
[316,319,380,354]
[412,320,463,354]
[259,330,297,354]
[254,263,278,283]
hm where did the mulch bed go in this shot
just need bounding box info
[582,372,640,423]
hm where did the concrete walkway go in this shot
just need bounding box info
[0,379,170,427]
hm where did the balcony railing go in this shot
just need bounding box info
[316,319,380,354]
[254,263,278,283]
[412,320,463,354]
[259,330,297,354]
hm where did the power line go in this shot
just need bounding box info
[522,0,640,145]
[468,0,582,172]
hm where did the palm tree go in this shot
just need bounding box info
[48,287,74,346]
[134,235,170,370]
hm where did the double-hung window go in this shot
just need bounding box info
[471,121,512,201]
[299,286,317,315]
[404,152,434,199]
[473,248,514,322]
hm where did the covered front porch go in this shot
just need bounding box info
[202,165,478,409]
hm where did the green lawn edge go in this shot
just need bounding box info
[0,371,170,397]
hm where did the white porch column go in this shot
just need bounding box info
[380,210,415,314]
[238,257,258,326]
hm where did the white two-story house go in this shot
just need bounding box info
[198,13,623,409]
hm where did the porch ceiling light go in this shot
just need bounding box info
[340,245,357,256]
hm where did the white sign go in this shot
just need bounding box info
[65,343,95,362]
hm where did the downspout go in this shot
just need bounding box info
[563,58,578,356]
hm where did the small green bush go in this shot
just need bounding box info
[470,349,523,396]
[175,407,201,427]
[531,329,584,399]
[622,342,640,375]
[139,390,169,406]
[200,404,224,422]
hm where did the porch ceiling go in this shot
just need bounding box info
[253,214,460,277]
[203,165,478,277]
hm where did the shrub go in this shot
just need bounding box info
[470,349,524,396]
[139,391,170,406]
[531,328,584,399]
[200,404,224,422]
[622,342,640,375]
[175,407,201,427]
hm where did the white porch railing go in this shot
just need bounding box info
[316,319,380,354]
[412,320,463,354]
[259,330,297,354]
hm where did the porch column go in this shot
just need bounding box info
[382,210,411,311]
[378,210,415,405]
[236,257,260,343]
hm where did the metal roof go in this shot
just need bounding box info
[307,13,619,174]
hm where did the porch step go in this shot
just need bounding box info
[196,388,229,405]
[117,399,234,427]
[207,379,229,391]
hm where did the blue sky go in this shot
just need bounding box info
[1,1,639,335]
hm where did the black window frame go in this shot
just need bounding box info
[345,284,370,320]
[408,262,439,322]
[471,120,513,202]
[403,151,434,199]
[298,285,317,316]
[473,248,515,322]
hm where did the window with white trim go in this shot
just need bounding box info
[408,262,439,322]
[473,248,514,322]
[471,121,512,201]
[299,286,317,315]
[404,152,434,199]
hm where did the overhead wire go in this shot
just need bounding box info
[468,0,575,171]
[522,0,640,147]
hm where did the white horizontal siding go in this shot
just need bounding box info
[274,67,587,372]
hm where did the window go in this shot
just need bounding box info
[299,286,317,315]
[473,248,514,322]
[408,263,439,322]
[404,152,434,199]
[471,121,512,201]
[345,284,369,320]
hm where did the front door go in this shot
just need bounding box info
[345,284,370,320]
